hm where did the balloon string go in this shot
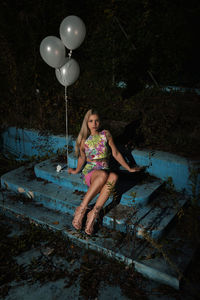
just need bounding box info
[65,85,69,166]
[68,50,72,59]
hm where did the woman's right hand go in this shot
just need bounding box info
[68,168,78,175]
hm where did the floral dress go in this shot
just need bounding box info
[82,130,110,185]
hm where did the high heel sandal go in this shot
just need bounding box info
[85,206,101,235]
[72,205,88,230]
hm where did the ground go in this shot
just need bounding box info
[1,210,200,300]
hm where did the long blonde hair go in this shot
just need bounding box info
[75,109,100,157]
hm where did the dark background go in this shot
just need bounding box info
[1,0,200,158]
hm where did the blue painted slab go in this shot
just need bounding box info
[0,166,149,236]
[34,158,163,207]
[47,143,200,198]
[2,127,199,198]
[103,196,187,240]
[0,190,194,290]
[1,127,75,160]
[68,153,78,169]
[35,159,88,192]
[0,163,186,240]
[0,165,88,215]
[132,149,200,196]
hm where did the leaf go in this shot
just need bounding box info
[52,221,59,225]
[18,187,25,193]
[43,247,54,256]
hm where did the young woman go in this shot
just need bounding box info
[68,109,142,235]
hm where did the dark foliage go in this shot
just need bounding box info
[0,0,200,158]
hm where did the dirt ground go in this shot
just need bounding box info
[1,212,200,300]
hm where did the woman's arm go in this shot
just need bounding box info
[68,140,86,174]
[106,130,141,173]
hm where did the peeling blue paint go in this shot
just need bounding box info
[1,127,200,196]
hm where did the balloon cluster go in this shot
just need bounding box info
[40,15,86,87]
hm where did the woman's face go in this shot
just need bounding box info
[87,114,100,133]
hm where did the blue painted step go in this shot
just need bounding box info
[1,164,93,215]
[104,197,187,240]
[34,158,163,207]
[1,164,187,240]
[68,153,78,169]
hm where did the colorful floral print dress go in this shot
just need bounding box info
[82,130,110,185]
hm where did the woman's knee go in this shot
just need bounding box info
[91,170,108,185]
[99,171,109,184]
[107,172,118,184]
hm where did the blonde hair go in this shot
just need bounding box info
[75,109,100,157]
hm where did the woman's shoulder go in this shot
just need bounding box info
[102,129,112,139]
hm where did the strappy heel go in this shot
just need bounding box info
[85,206,101,235]
[72,205,88,230]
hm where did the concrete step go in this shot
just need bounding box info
[1,164,187,240]
[0,189,194,290]
[67,153,79,169]
[34,158,163,207]
[105,197,187,240]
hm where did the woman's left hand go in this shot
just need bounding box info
[128,166,144,173]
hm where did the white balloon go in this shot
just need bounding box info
[40,36,66,68]
[55,58,80,86]
[60,15,86,50]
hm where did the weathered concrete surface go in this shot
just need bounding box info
[1,163,186,240]
[2,127,199,195]
[34,158,163,207]
[132,149,200,196]
[0,189,194,290]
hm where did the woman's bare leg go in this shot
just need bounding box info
[80,170,108,208]
[85,172,118,235]
[72,170,108,230]
[95,172,118,208]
